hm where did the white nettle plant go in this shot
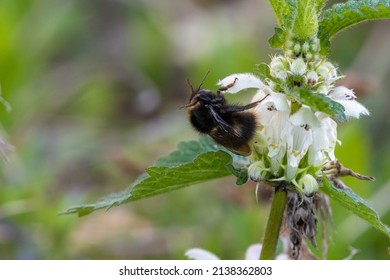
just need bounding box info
[62,0,390,261]
[217,55,369,195]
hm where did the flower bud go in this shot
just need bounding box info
[293,43,301,54]
[299,174,319,194]
[302,42,310,53]
[306,71,318,86]
[270,56,288,80]
[248,161,268,182]
[317,85,330,95]
[316,61,338,83]
[290,57,307,76]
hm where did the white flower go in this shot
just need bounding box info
[252,91,290,175]
[285,124,313,180]
[308,113,338,166]
[186,243,289,260]
[328,86,369,119]
[185,248,219,260]
[245,244,263,260]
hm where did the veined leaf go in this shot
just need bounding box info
[321,174,390,237]
[319,0,390,55]
[292,0,319,39]
[317,0,329,13]
[287,88,347,122]
[155,136,219,167]
[268,27,288,49]
[61,137,236,217]
[268,0,291,27]
[254,63,272,81]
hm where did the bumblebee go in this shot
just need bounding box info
[182,73,268,156]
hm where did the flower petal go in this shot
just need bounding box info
[289,106,320,128]
[328,86,369,118]
[245,244,263,260]
[328,86,356,100]
[335,99,369,119]
[254,91,290,112]
[286,125,313,180]
[217,73,267,94]
[185,248,219,260]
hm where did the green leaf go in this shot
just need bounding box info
[268,27,288,49]
[155,136,219,167]
[287,88,347,122]
[317,0,329,13]
[61,138,236,217]
[321,174,390,238]
[268,0,291,26]
[292,0,319,39]
[227,164,248,185]
[319,0,390,55]
[254,63,271,81]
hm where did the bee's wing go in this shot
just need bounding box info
[206,105,252,156]
[205,105,242,138]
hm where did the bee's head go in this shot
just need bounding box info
[181,71,211,108]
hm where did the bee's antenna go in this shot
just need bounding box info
[196,70,210,92]
[186,79,195,93]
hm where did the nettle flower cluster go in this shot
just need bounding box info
[218,37,369,196]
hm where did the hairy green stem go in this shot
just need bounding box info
[260,184,287,260]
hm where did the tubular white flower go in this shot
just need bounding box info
[186,243,288,260]
[217,73,267,94]
[288,106,320,128]
[185,248,219,260]
[286,124,313,180]
[308,113,338,166]
[253,91,290,174]
[328,86,369,118]
[245,244,263,260]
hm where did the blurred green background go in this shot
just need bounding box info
[0,0,389,260]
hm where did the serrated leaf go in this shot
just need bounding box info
[155,136,219,167]
[268,27,288,49]
[227,164,248,185]
[292,0,319,39]
[319,0,390,55]
[254,63,271,81]
[61,137,238,217]
[268,0,291,26]
[321,174,390,237]
[287,88,347,122]
[317,0,329,13]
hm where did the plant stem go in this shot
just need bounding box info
[260,183,287,260]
